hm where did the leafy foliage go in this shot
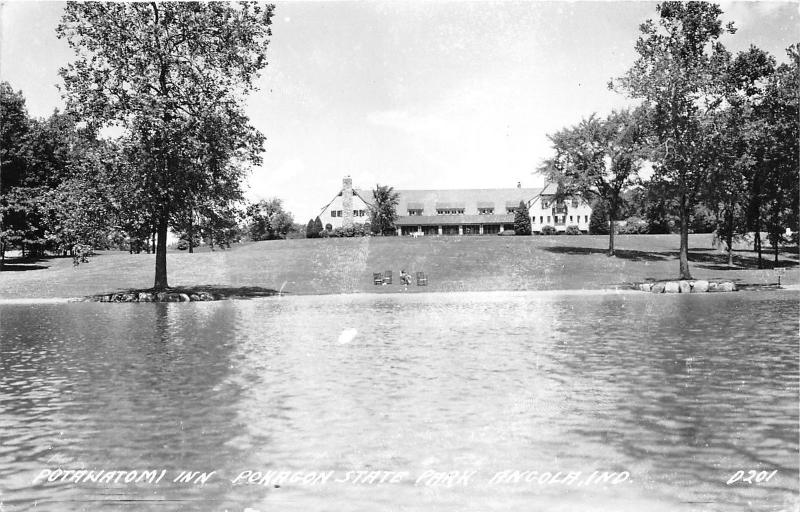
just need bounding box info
[513,201,532,235]
[369,185,399,236]
[57,2,274,289]
[540,108,649,255]
[246,198,294,241]
[613,2,734,277]
[588,202,610,235]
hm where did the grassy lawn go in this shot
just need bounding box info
[0,233,797,299]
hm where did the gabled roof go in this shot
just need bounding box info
[395,214,516,226]
[356,187,544,213]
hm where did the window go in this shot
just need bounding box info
[547,216,551,223]
[478,208,494,215]
[436,208,464,215]
[571,198,579,208]
[584,215,588,223]
[331,210,336,217]
[542,199,551,209]
[506,207,517,214]
[408,209,423,216]
[539,216,543,224]
[569,215,573,222]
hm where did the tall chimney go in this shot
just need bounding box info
[342,175,354,229]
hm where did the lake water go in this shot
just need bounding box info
[0,291,797,511]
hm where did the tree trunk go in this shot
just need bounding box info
[772,205,780,265]
[754,216,763,269]
[0,241,4,271]
[188,214,194,254]
[154,210,169,291]
[608,218,616,256]
[678,189,692,279]
[725,209,734,267]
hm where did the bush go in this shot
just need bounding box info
[589,204,609,235]
[513,201,532,235]
[618,216,649,234]
[565,225,581,235]
[540,225,557,235]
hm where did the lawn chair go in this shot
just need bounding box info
[373,273,383,285]
[383,270,392,285]
[416,271,427,286]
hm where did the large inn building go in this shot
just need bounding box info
[320,176,593,235]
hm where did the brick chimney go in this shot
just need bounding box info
[342,175,354,229]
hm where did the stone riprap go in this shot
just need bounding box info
[95,291,217,302]
[637,280,736,293]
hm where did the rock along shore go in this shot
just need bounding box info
[93,291,218,303]
[637,280,736,293]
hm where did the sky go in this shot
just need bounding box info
[1,1,798,223]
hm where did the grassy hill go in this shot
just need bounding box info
[0,234,797,299]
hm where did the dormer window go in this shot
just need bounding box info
[408,209,423,216]
[478,208,494,215]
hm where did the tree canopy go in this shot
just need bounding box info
[369,185,400,236]
[541,108,649,255]
[57,2,274,289]
[613,1,734,278]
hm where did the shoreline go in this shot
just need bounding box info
[1,284,798,305]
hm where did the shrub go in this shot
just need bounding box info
[565,225,581,235]
[540,225,557,235]
[589,204,609,235]
[513,201,532,235]
[618,216,649,234]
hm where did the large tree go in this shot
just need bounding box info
[0,83,30,268]
[57,2,273,290]
[540,109,649,256]
[369,185,400,236]
[614,2,733,278]
[757,45,799,265]
[704,46,775,266]
[246,198,294,241]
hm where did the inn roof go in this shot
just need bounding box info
[355,187,545,209]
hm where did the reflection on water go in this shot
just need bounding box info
[0,291,797,511]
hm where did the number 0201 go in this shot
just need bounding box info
[726,470,778,485]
